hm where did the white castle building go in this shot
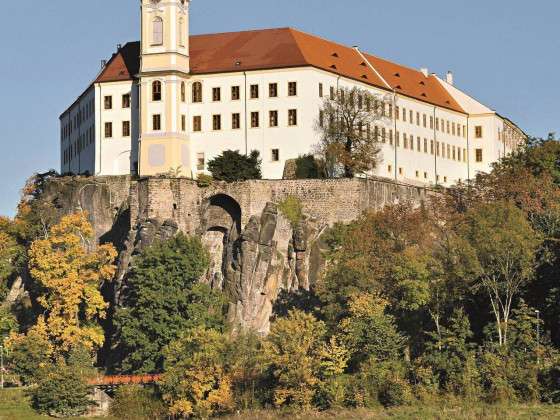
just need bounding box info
[60,0,526,186]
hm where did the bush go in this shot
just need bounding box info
[278,196,304,228]
[109,386,166,419]
[295,155,323,179]
[30,362,93,417]
[196,173,214,187]
[208,150,262,182]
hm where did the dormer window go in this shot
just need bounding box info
[152,17,163,46]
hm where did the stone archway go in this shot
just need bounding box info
[201,194,242,289]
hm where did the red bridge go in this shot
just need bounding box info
[88,374,162,387]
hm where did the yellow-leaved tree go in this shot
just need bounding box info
[27,212,117,353]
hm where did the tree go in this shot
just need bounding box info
[31,349,95,418]
[262,310,326,408]
[315,86,389,178]
[160,327,234,418]
[338,293,405,370]
[295,154,323,179]
[27,212,117,353]
[114,234,225,373]
[455,201,541,346]
[207,150,262,182]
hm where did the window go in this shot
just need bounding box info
[212,114,221,130]
[231,86,240,100]
[269,83,278,98]
[122,94,130,108]
[181,82,186,102]
[423,114,427,127]
[181,115,186,131]
[444,176,448,183]
[271,149,280,162]
[430,116,434,129]
[122,121,130,137]
[152,114,161,131]
[446,121,450,134]
[193,116,202,132]
[232,113,240,129]
[435,118,439,130]
[104,96,112,110]
[415,170,419,178]
[330,86,335,99]
[424,172,428,179]
[288,109,297,126]
[475,126,483,138]
[388,165,392,173]
[288,81,297,96]
[192,82,202,103]
[269,111,278,127]
[104,122,112,138]
[197,153,205,171]
[211,87,221,102]
[457,148,461,162]
[152,81,162,101]
[319,83,323,98]
[402,108,407,122]
[319,110,324,127]
[399,167,404,176]
[424,138,428,153]
[251,112,259,128]
[250,84,259,99]
[416,112,420,126]
[476,148,483,162]
[395,106,400,120]
[152,17,163,45]
[388,104,393,118]
[452,122,456,136]
[403,134,408,149]
[417,137,421,151]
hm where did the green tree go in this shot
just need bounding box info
[0,306,18,338]
[114,234,226,373]
[424,308,481,398]
[207,150,262,182]
[338,293,405,370]
[160,327,234,418]
[454,201,541,346]
[295,154,323,179]
[31,359,93,417]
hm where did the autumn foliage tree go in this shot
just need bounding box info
[315,86,390,178]
[26,212,117,353]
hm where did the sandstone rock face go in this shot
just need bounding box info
[20,176,430,334]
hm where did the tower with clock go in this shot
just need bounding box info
[138,0,191,176]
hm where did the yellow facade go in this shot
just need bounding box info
[139,0,192,177]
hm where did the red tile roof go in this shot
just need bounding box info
[94,28,465,113]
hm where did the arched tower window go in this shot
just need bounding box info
[181,82,186,102]
[152,17,163,46]
[152,81,162,101]
[192,82,202,103]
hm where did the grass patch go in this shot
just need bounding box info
[278,196,304,227]
[0,388,114,420]
[221,403,560,420]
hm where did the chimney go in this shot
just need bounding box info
[420,68,429,77]
[117,43,122,51]
[100,60,107,69]
[446,71,454,85]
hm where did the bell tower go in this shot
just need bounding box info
[138,0,192,177]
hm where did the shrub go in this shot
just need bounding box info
[278,196,304,227]
[196,173,214,188]
[30,361,93,417]
[207,150,262,182]
[295,154,323,179]
[109,386,166,419]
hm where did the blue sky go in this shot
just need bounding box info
[0,0,558,217]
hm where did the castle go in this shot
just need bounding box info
[59,0,526,186]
